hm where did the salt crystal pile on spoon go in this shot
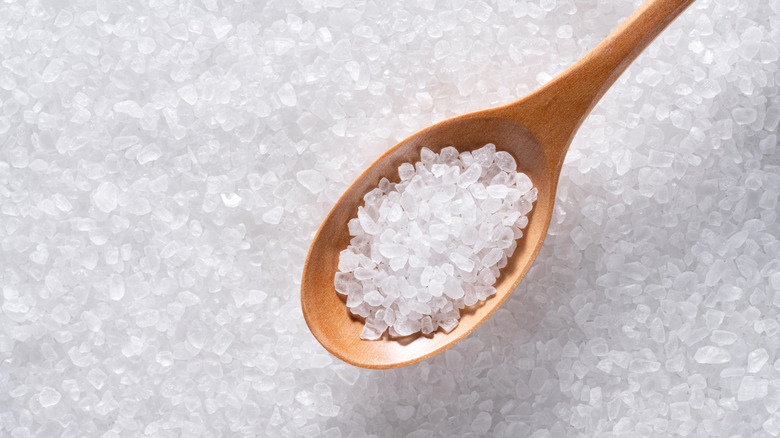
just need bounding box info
[335,144,536,340]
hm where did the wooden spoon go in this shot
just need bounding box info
[301,0,695,369]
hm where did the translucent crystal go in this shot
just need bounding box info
[335,145,534,339]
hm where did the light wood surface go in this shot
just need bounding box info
[301,0,696,369]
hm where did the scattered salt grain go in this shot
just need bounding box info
[278,83,297,107]
[213,17,233,39]
[1,1,777,436]
[38,387,61,407]
[297,169,326,194]
[262,206,284,225]
[137,36,156,54]
[177,85,198,105]
[747,348,769,373]
[92,182,119,213]
[737,376,769,401]
[694,346,731,364]
[113,100,144,118]
[336,145,535,339]
[471,412,493,434]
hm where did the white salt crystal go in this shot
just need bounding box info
[669,401,690,421]
[764,418,780,437]
[38,387,61,407]
[694,346,731,364]
[92,182,118,213]
[443,280,465,300]
[705,260,725,287]
[629,359,661,373]
[113,100,144,118]
[42,59,65,83]
[471,412,492,434]
[346,290,362,308]
[487,184,509,198]
[337,251,361,272]
[737,376,769,401]
[357,207,379,235]
[457,163,482,187]
[137,36,157,54]
[747,348,769,373]
[81,311,101,332]
[278,83,297,107]
[482,248,504,267]
[438,318,459,333]
[296,169,326,194]
[379,243,407,259]
[221,193,242,207]
[711,330,738,346]
[177,85,198,105]
[732,107,757,125]
[614,149,632,175]
[213,17,233,39]
[363,290,384,306]
[764,110,780,133]
[137,144,162,164]
[698,79,721,99]
[431,163,448,177]
[421,316,434,335]
[648,150,674,167]
[620,262,650,281]
[87,368,108,389]
[395,405,415,421]
[337,145,534,339]
[262,206,284,224]
[399,163,415,180]
[360,322,384,341]
[449,252,475,272]
[395,319,421,336]
[10,147,28,168]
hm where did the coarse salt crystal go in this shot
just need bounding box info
[336,145,535,339]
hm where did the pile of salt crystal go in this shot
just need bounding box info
[335,144,536,340]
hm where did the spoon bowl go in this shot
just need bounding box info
[302,0,695,369]
[302,113,554,368]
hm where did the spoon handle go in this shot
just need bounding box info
[500,0,696,173]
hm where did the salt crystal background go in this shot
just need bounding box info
[0,0,778,436]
